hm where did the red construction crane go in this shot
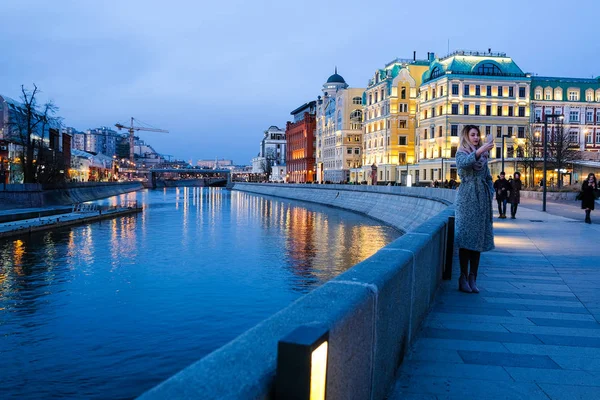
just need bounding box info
[115,117,168,162]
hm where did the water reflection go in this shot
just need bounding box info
[0,188,400,399]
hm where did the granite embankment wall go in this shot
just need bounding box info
[0,182,143,207]
[140,184,457,400]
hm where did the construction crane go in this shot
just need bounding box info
[115,117,168,162]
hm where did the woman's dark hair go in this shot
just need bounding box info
[514,172,521,179]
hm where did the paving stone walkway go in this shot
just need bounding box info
[388,204,600,400]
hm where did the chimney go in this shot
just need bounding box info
[413,51,416,61]
[428,52,435,62]
[488,48,492,53]
[427,52,430,60]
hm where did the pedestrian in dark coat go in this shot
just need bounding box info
[455,125,495,294]
[493,172,511,218]
[581,173,597,223]
[509,172,523,219]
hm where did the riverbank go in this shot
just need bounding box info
[0,181,144,207]
[0,204,143,240]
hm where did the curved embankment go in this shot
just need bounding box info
[0,182,143,207]
[140,184,457,400]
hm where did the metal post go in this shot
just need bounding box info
[501,135,505,173]
[542,117,548,212]
[443,214,455,280]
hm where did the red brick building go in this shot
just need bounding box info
[286,101,317,183]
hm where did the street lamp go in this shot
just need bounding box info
[541,113,564,212]
[500,134,512,173]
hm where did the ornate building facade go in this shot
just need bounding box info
[416,51,531,183]
[361,56,429,184]
[315,69,364,183]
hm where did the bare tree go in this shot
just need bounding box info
[516,125,542,187]
[7,84,61,183]
[546,122,581,188]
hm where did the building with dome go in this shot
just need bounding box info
[416,50,531,184]
[315,68,365,183]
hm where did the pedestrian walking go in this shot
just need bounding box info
[455,125,495,294]
[493,172,511,218]
[509,172,522,219]
[581,173,597,224]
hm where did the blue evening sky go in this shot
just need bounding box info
[1,0,598,164]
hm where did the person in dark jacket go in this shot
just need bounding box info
[509,172,523,219]
[493,172,511,219]
[581,173,597,224]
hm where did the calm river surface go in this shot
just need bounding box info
[0,187,400,399]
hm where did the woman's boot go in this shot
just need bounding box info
[585,210,591,224]
[458,249,472,293]
[468,273,479,294]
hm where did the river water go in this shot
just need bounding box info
[0,188,400,399]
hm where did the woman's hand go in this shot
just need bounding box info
[476,140,494,157]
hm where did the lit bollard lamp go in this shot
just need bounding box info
[275,325,329,400]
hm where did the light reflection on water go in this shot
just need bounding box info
[0,188,400,399]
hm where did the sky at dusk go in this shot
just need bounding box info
[1,0,599,164]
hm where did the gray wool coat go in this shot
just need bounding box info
[455,151,495,252]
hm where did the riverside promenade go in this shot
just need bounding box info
[388,202,600,399]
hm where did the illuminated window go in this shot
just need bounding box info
[586,90,593,102]
[398,136,407,145]
[569,90,579,101]
[535,89,542,100]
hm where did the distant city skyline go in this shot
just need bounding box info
[1,0,599,164]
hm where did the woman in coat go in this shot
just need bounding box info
[581,173,597,224]
[509,172,523,219]
[455,125,495,293]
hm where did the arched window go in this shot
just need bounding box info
[544,88,552,100]
[352,96,362,105]
[476,63,502,75]
[554,88,563,101]
[430,67,443,79]
[534,87,542,100]
[350,109,362,130]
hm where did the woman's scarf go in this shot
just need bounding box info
[457,143,488,171]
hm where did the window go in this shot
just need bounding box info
[487,85,492,96]
[596,130,600,143]
[518,106,525,117]
[369,94,372,105]
[375,92,378,102]
[398,119,407,129]
[508,106,513,117]
[535,109,542,121]
[438,126,443,137]
[430,67,443,79]
[569,110,580,122]
[554,88,562,100]
[354,148,360,154]
[569,131,579,144]
[518,127,525,138]
[586,132,593,144]
[432,108,436,117]
[476,63,502,75]
[451,104,459,115]
[475,105,480,115]
[587,110,594,123]
[508,127,513,136]
[498,86,503,97]
[497,105,503,116]
[432,88,436,98]
[464,85,470,96]
[486,126,491,135]
[439,106,443,115]
[424,92,428,101]
[497,126,502,137]
[496,146,501,158]
[424,129,428,139]
[475,85,481,96]
[464,104,469,115]
[451,125,458,136]
[569,91,579,101]
[486,105,491,116]
[509,87,514,97]
[347,147,353,154]
[545,90,552,100]
[401,87,406,99]
[398,152,407,164]
[535,89,542,100]
[398,135,407,145]
[352,97,362,105]
[452,84,459,95]
[519,87,526,98]
[586,90,594,102]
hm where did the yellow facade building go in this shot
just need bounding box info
[359,57,429,184]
